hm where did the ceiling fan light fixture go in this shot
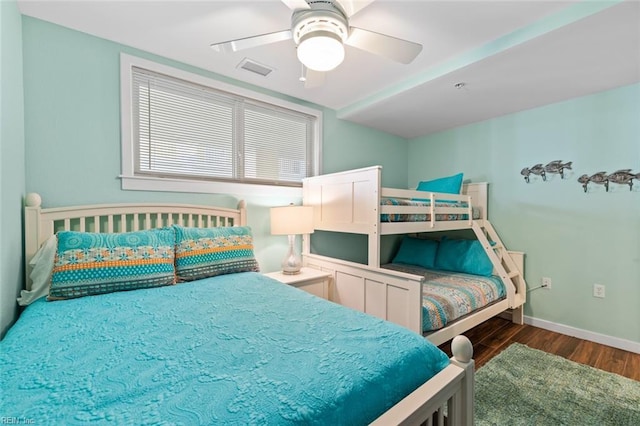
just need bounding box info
[297,31,345,72]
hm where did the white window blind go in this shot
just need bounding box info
[132,66,317,186]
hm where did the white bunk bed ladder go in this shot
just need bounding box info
[471,220,526,325]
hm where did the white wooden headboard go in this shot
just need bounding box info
[23,193,246,290]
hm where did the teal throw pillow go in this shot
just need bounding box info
[415,173,464,201]
[392,236,439,269]
[434,237,494,276]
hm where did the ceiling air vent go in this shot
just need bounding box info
[237,58,274,77]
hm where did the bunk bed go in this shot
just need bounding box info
[302,165,527,346]
[0,193,476,425]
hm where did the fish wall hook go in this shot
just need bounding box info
[607,169,639,191]
[578,169,640,192]
[545,160,572,179]
[521,164,546,183]
[521,160,572,183]
[578,172,608,192]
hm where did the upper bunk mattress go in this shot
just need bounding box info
[381,198,481,222]
[0,271,449,425]
[384,264,506,332]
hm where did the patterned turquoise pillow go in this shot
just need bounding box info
[49,229,176,300]
[174,225,260,282]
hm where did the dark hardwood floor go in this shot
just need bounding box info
[438,317,640,381]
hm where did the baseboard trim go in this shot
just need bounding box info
[523,316,640,354]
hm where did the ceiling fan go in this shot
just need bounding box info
[210,0,422,87]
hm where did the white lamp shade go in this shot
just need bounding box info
[297,31,345,72]
[270,205,315,235]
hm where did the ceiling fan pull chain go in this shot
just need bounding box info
[299,64,307,82]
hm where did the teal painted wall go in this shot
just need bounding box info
[19,17,407,280]
[0,0,26,337]
[408,83,640,344]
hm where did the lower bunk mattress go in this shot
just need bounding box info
[0,272,449,425]
[384,264,506,332]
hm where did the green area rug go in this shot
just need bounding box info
[475,343,640,425]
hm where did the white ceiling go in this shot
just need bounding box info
[17,0,640,139]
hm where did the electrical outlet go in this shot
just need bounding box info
[541,277,552,289]
[593,284,605,298]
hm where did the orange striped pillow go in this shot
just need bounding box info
[173,225,259,282]
[49,229,175,300]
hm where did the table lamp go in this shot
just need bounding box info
[270,204,314,275]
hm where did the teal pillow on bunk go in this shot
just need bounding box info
[392,236,439,269]
[434,237,493,276]
[49,228,176,300]
[416,173,464,195]
[414,173,464,202]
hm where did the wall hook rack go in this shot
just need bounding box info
[521,160,572,183]
[578,169,640,192]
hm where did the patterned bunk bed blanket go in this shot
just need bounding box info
[0,272,450,425]
[383,264,506,332]
[380,198,481,222]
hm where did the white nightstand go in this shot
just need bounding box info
[264,267,332,300]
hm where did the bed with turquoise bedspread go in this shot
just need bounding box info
[384,264,506,332]
[0,272,449,425]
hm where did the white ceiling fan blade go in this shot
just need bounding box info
[337,0,375,17]
[304,68,325,89]
[211,30,292,53]
[345,27,422,64]
[281,0,311,11]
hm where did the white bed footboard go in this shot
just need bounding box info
[305,254,424,334]
[304,251,525,346]
[372,335,474,426]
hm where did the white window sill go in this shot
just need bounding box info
[120,175,303,198]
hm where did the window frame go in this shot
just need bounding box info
[120,53,322,197]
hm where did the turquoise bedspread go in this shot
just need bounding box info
[1,272,449,425]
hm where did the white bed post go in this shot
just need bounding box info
[368,167,382,267]
[449,335,475,426]
[237,200,247,226]
[24,193,43,291]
